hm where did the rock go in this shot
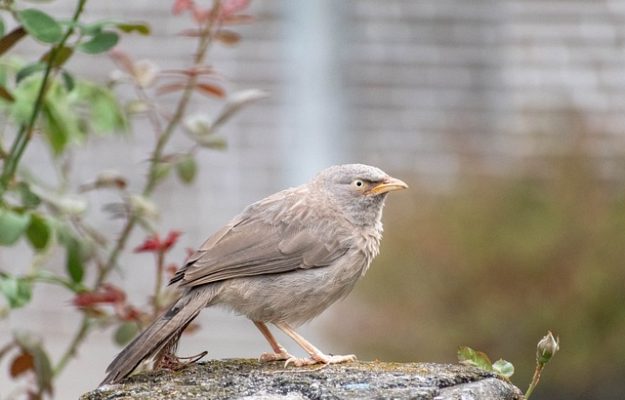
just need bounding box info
[81,359,524,400]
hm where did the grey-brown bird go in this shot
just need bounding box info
[101,164,407,385]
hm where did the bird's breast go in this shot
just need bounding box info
[216,248,371,325]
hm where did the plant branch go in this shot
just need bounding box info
[53,2,221,375]
[142,14,218,196]
[53,318,90,376]
[0,0,87,195]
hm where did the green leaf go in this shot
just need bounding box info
[0,17,5,37]
[113,322,139,346]
[61,70,75,92]
[0,275,32,309]
[78,31,119,54]
[0,63,6,86]
[26,213,51,251]
[41,102,70,154]
[194,134,227,150]
[492,359,515,378]
[457,346,493,372]
[18,9,63,44]
[9,75,41,124]
[115,22,150,35]
[72,81,127,133]
[65,238,84,284]
[176,155,197,184]
[78,21,104,36]
[29,344,53,395]
[40,45,74,68]
[18,182,42,209]
[16,62,46,83]
[42,82,84,154]
[153,162,172,185]
[0,208,31,245]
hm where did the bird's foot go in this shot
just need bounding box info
[284,353,357,367]
[259,351,294,362]
[157,351,208,371]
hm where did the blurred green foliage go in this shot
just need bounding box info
[334,143,625,399]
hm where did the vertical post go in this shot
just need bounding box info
[280,0,346,184]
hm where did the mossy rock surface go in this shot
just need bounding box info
[82,359,524,400]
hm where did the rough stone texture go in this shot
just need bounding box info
[81,359,524,400]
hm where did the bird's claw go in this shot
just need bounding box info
[156,351,208,371]
[284,353,357,367]
[259,351,294,362]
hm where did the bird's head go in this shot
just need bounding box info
[312,164,408,226]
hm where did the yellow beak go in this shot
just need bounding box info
[368,176,409,195]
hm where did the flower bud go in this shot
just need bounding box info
[536,331,559,364]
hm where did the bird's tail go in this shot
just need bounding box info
[100,287,213,385]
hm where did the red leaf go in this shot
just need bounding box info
[10,351,34,377]
[216,30,241,45]
[162,230,182,252]
[0,27,27,56]
[161,66,215,77]
[156,82,187,96]
[134,233,162,252]
[178,28,203,37]
[117,305,143,321]
[109,49,135,74]
[191,5,211,23]
[73,284,126,308]
[195,83,225,98]
[222,14,254,25]
[134,230,182,253]
[173,0,194,14]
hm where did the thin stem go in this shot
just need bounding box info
[525,363,544,399]
[0,126,26,191]
[134,85,164,137]
[53,318,89,376]
[142,19,216,195]
[0,0,87,194]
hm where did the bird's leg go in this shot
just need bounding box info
[274,322,357,367]
[253,321,294,362]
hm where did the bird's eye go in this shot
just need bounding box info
[352,179,364,188]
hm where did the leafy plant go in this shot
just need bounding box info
[457,346,515,379]
[458,331,559,398]
[0,0,261,397]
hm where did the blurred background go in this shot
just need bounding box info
[2,1,625,399]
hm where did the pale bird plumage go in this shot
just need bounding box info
[101,163,407,385]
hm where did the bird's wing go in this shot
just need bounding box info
[171,200,349,288]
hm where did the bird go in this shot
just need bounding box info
[101,163,407,385]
